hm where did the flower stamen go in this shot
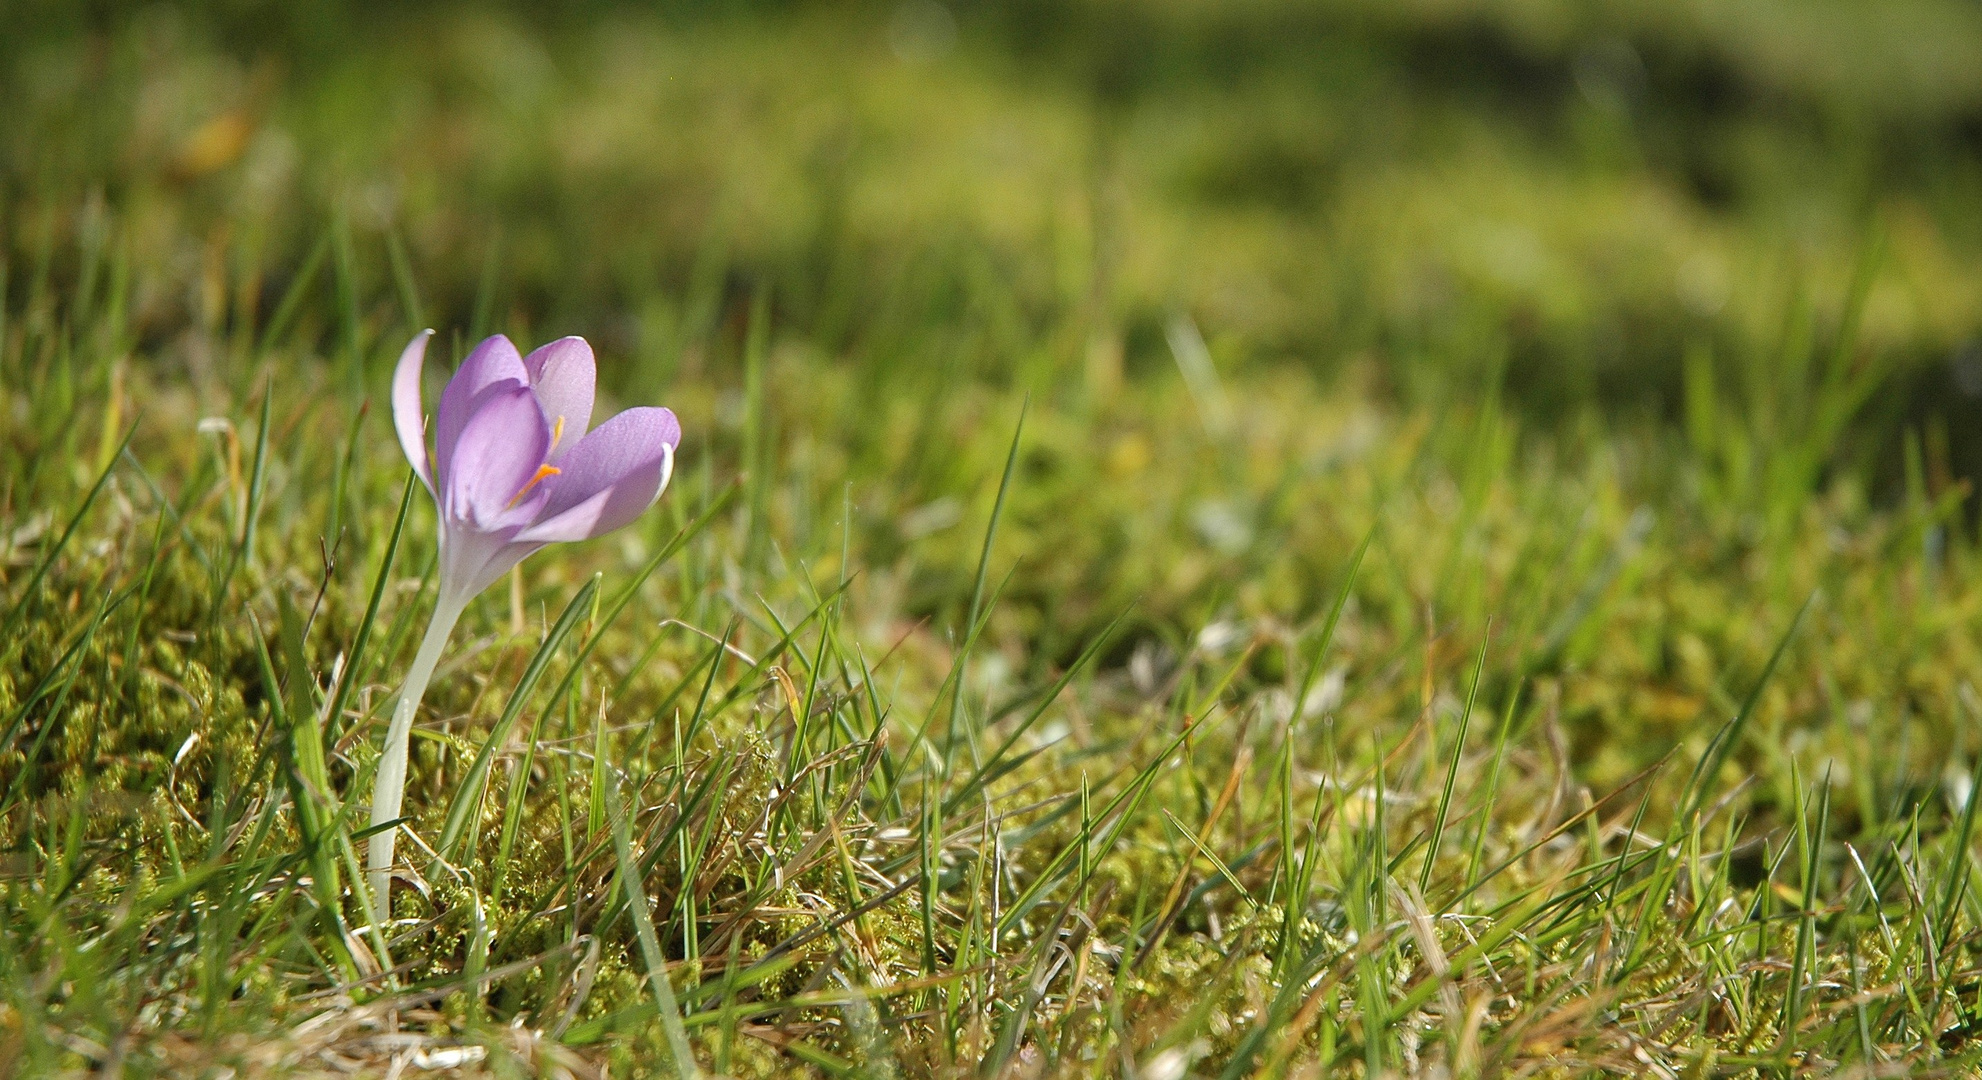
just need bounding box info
[548,414,566,455]
[508,463,561,507]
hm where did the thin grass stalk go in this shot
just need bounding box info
[1423,621,1489,895]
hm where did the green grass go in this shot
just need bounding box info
[7,2,1982,1076]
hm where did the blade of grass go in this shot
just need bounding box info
[257,229,329,355]
[940,398,1026,768]
[494,577,602,900]
[0,585,130,814]
[1677,592,1814,826]
[743,286,770,568]
[436,577,599,859]
[1463,678,1524,897]
[608,769,700,1078]
[1935,744,1982,953]
[1421,619,1489,895]
[1782,763,1831,1052]
[246,610,359,982]
[0,419,137,651]
[207,382,272,620]
[1160,808,1260,911]
[384,225,425,332]
[324,401,368,556]
[322,471,415,745]
[942,606,1126,816]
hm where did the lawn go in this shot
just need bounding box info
[5,1,1982,1076]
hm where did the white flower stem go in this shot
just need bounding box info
[368,592,468,913]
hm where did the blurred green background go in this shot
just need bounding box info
[9,0,1982,436]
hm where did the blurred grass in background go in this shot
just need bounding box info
[11,0,1982,672]
[8,0,1982,422]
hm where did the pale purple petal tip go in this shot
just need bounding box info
[514,407,680,543]
[522,337,596,461]
[392,331,435,495]
[443,385,553,528]
[436,335,527,485]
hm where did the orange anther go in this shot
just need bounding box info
[508,463,562,507]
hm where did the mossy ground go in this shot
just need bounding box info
[7,2,1982,1076]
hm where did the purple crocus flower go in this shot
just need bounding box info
[369,330,680,905]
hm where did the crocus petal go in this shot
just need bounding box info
[442,385,554,529]
[436,335,527,485]
[515,407,680,543]
[522,337,596,461]
[392,331,436,495]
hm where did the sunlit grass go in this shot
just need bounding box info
[5,209,1981,1074]
[7,2,1982,1076]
